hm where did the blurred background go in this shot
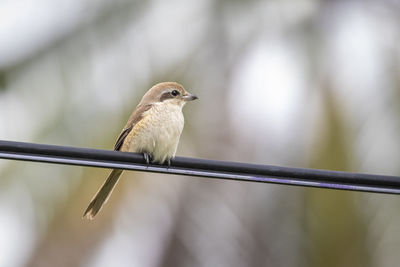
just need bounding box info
[0,0,400,266]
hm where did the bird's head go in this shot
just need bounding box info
[141,82,198,108]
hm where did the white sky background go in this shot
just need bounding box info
[229,38,306,163]
[0,0,89,68]
[0,0,399,267]
[325,4,400,173]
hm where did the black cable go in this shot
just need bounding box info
[0,139,399,194]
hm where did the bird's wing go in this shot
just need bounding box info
[114,126,133,151]
[114,104,152,151]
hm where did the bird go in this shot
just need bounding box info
[83,82,198,219]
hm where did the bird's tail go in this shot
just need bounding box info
[83,169,123,220]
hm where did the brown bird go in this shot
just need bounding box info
[83,82,198,219]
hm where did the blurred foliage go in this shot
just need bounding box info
[307,89,369,267]
[0,0,399,267]
[0,73,5,90]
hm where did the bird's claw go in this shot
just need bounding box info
[166,159,171,169]
[143,153,150,165]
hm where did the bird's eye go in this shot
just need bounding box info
[171,90,180,96]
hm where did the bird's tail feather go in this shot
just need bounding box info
[83,169,123,220]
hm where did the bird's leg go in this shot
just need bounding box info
[166,159,171,169]
[143,152,150,165]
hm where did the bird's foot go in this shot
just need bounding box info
[143,152,151,165]
[166,159,171,169]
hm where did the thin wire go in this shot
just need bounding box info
[1,140,400,194]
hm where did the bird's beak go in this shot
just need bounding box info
[182,93,198,101]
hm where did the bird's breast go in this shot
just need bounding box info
[125,103,184,163]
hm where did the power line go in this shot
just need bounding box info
[0,140,399,194]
